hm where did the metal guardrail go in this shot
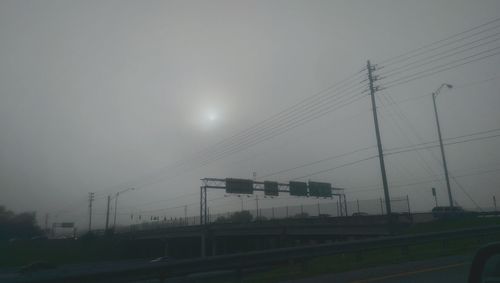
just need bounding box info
[11,224,500,283]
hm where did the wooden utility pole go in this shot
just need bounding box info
[367,60,391,215]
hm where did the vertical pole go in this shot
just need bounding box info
[105,195,110,232]
[357,199,360,213]
[337,197,340,216]
[344,195,348,216]
[406,195,411,215]
[255,195,259,218]
[432,92,454,208]
[367,60,392,215]
[88,192,94,232]
[184,205,187,225]
[204,187,208,225]
[200,186,203,225]
[113,193,118,228]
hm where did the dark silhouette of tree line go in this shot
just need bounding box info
[0,206,42,241]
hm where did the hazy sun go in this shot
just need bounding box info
[207,112,217,122]
[189,93,229,132]
[198,107,223,131]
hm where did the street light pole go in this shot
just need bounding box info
[113,188,135,229]
[432,83,454,208]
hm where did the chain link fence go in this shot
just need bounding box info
[123,196,411,232]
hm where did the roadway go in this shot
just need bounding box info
[284,255,470,283]
[0,254,473,283]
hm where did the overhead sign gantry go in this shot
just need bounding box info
[200,177,347,225]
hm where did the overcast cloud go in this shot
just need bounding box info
[0,0,499,229]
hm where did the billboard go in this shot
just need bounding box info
[264,181,279,196]
[308,181,332,197]
[289,181,308,196]
[225,178,254,194]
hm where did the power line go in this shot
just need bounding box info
[378,73,500,107]
[449,175,482,211]
[132,91,368,190]
[382,47,500,89]
[376,96,442,201]
[385,127,500,152]
[377,95,445,182]
[187,81,366,168]
[53,80,368,217]
[291,155,379,181]
[385,133,500,156]
[116,132,500,217]
[192,88,367,168]
[100,71,366,194]
[380,32,500,77]
[56,17,500,219]
[454,73,500,88]
[348,167,500,193]
[102,76,366,195]
[379,17,500,65]
[260,146,376,179]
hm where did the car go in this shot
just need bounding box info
[432,206,466,218]
[150,256,174,263]
[468,242,500,282]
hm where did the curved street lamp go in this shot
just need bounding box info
[113,188,135,228]
[432,83,454,207]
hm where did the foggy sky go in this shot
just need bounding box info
[1,0,499,229]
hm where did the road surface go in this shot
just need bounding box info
[283,255,470,283]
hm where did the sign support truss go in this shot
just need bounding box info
[200,178,347,225]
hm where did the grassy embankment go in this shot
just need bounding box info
[241,216,500,283]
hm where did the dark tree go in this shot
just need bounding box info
[0,206,42,241]
[228,211,253,223]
